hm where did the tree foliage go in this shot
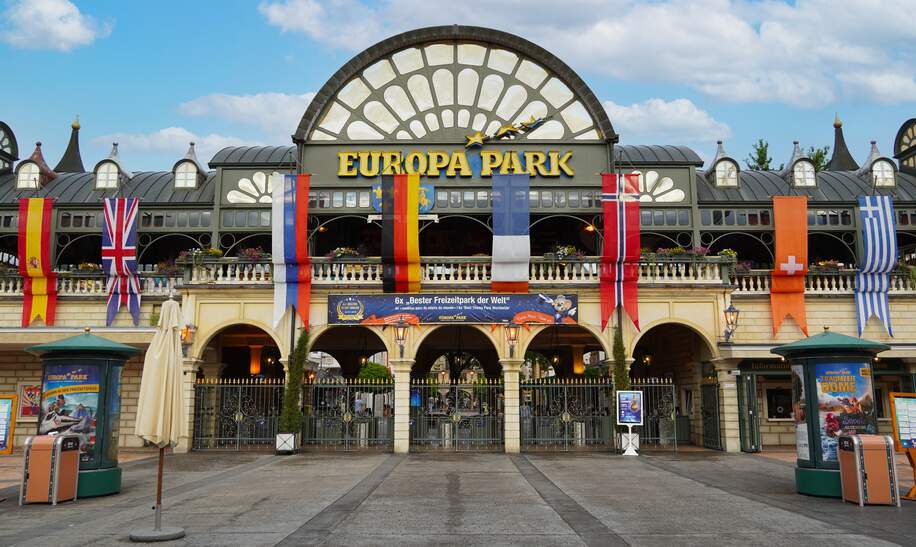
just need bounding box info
[745,139,784,171]
[278,328,309,434]
[612,326,629,391]
[357,361,392,381]
[806,145,830,172]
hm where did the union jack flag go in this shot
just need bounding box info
[103,198,140,325]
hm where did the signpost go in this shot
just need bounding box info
[617,390,643,456]
[889,392,916,501]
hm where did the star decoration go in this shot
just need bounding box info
[495,124,521,139]
[464,131,487,148]
[518,116,538,130]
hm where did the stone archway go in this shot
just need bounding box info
[522,324,608,378]
[310,325,389,379]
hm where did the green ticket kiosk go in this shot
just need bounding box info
[27,328,139,497]
[772,329,886,497]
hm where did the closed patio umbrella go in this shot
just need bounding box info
[130,297,187,542]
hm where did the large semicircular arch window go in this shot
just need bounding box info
[309,42,602,143]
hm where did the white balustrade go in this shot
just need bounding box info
[733,269,916,295]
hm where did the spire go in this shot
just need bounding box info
[826,112,859,171]
[54,115,85,173]
[856,141,887,177]
[26,142,58,184]
[99,142,132,179]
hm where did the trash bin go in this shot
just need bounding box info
[20,435,81,505]
[838,435,900,506]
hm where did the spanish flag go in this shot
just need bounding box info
[771,196,808,335]
[18,198,57,327]
[381,173,420,292]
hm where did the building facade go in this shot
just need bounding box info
[2,26,916,454]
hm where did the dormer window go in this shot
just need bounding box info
[174,161,198,188]
[792,161,816,187]
[872,159,896,187]
[715,160,738,187]
[17,162,40,189]
[95,161,119,188]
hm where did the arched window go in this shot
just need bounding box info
[714,160,738,187]
[17,162,40,188]
[174,161,198,188]
[872,159,895,187]
[792,160,816,187]
[95,161,120,189]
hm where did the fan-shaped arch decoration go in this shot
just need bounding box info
[226,172,276,204]
[894,118,916,176]
[0,121,18,175]
[297,27,615,145]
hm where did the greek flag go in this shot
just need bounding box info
[855,196,897,336]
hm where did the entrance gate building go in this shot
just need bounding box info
[520,378,614,451]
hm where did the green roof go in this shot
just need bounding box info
[771,330,889,357]
[27,331,140,356]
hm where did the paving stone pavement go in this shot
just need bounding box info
[0,450,913,546]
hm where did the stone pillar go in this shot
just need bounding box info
[713,358,741,453]
[501,358,523,454]
[175,357,201,453]
[390,358,414,454]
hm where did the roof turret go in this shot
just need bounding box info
[24,141,58,183]
[826,113,859,171]
[53,116,85,173]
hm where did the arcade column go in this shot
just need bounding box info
[174,357,200,453]
[390,359,414,454]
[712,358,741,453]
[501,358,523,454]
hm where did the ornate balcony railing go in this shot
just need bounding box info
[733,269,916,295]
[176,255,734,288]
[0,271,181,297]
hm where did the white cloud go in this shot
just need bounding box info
[604,98,730,144]
[837,71,916,105]
[0,0,111,52]
[93,127,261,167]
[257,0,916,107]
[178,92,316,140]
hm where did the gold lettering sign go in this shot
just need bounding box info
[337,150,574,177]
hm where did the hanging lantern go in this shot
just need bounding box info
[249,345,263,376]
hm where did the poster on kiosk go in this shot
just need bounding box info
[617,390,643,456]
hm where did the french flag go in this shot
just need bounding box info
[271,173,311,328]
[491,173,530,293]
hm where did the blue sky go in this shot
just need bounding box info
[1,0,914,171]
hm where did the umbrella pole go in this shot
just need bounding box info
[155,447,164,531]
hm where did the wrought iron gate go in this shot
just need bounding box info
[192,378,284,450]
[410,379,503,451]
[631,378,678,450]
[520,378,614,451]
[701,382,722,450]
[301,379,394,451]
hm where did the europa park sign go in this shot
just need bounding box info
[337,149,575,178]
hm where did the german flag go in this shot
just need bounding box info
[381,173,420,292]
[18,198,57,327]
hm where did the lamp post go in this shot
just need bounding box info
[394,320,408,358]
[723,304,740,343]
[505,322,520,358]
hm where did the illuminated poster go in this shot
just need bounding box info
[617,391,643,425]
[16,383,41,420]
[893,395,916,449]
[40,364,101,463]
[0,396,14,455]
[791,364,809,460]
[815,362,877,462]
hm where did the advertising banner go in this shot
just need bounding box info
[40,364,100,463]
[16,383,41,420]
[0,395,15,455]
[814,362,877,462]
[791,364,809,460]
[328,293,578,325]
[617,391,643,426]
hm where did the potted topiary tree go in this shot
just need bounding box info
[276,328,308,454]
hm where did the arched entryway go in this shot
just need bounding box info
[520,325,613,451]
[631,322,718,450]
[192,323,284,450]
[410,325,503,451]
[310,326,389,379]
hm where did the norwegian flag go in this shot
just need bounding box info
[103,198,140,325]
[600,173,641,331]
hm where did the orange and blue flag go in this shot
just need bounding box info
[18,198,56,327]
